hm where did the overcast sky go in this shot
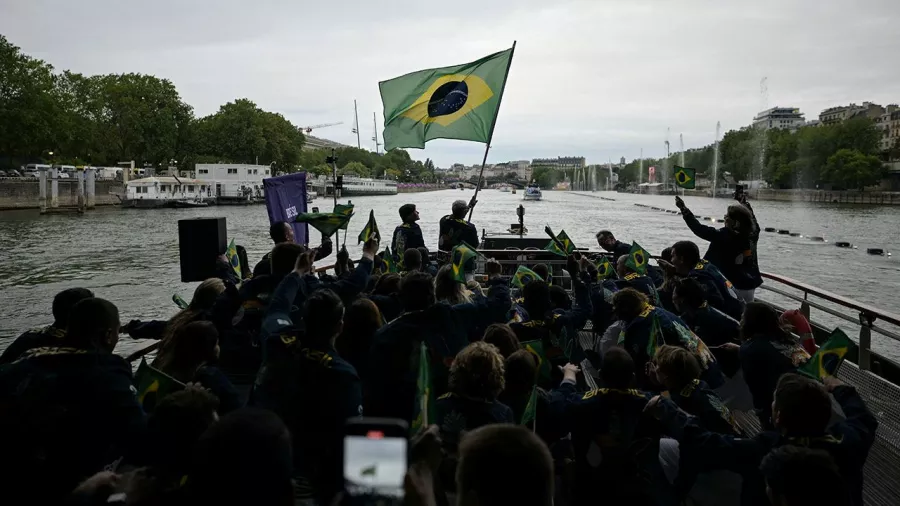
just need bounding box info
[3,0,899,167]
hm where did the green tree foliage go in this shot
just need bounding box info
[192,99,304,169]
[340,161,371,177]
[0,34,305,171]
[0,35,63,162]
[822,149,886,190]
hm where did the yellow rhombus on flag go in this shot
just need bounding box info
[379,47,514,151]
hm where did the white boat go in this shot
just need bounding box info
[523,182,542,201]
[340,177,398,196]
[120,177,213,208]
[499,185,512,193]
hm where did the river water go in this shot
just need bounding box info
[1,190,898,360]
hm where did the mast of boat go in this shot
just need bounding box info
[372,113,382,154]
[352,100,361,149]
[467,41,516,223]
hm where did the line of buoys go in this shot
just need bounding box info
[627,201,887,256]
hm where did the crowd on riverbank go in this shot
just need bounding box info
[0,197,878,506]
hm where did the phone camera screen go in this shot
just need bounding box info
[344,430,407,500]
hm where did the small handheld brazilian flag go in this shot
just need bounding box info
[134,358,185,414]
[172,293,189,310]
[674,166,696,190]
[544,227,576,257]
[595,256,616,280]
[450,241,478,283]
[625,241,649,275]
[411,342,435,434]
[334,203,355,230]
[226,238,242,279]
[357,210,380,245]
[522,339,552,385]
[511,265,543,288]
[380,46,515,151]
[295,211,353,237]
[379,246,398,273]
[798,328,854,380]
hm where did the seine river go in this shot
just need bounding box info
[1,190,898,360]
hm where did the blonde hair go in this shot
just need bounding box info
[435,264,472,305]
[449,341,506,401]
[158,278,225,358]
[654,345,701,389]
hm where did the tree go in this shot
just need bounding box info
[823,149,886,190]
[340,161,371,177]
[0,35,62,167]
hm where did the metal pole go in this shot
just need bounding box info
[330,148,338,208]
[38,167,47,213]
[467,41,517,223]
[354,100,361,149]
[373,113,379,154]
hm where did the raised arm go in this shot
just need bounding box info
[452,259,510,331]
[261,251,314,340]
[675,196,720,243]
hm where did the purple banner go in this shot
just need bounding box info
[263,172,308,245]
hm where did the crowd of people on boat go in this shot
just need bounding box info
[0,196,879,506]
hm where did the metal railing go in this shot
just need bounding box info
[759,271,900,372]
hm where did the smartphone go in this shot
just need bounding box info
[343,418,409,504]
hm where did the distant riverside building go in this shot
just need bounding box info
[302,135,351,151]
[753,107,805,131]
[819,102,886,126]
[531,156,586,171]
[875,105,900,153]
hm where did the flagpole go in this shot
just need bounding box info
[467,41,517,223]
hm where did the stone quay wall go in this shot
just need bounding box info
[0,178,123,210]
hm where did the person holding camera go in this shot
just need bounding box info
[675,195,761,303]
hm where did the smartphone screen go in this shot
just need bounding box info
[343,429,407,500]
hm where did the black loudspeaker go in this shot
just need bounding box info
[178,217,227,282]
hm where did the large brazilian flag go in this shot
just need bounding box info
[379,47,515,151]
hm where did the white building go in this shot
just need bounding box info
[123,177,210,208]
[753,107,805,131]
[195,163,270,201]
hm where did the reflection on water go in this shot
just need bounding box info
[1,190,897,359]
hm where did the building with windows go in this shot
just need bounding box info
[195,163,271,202]
[531,156,586,171]
[819,102,886,126]
[753,107,805,131]
[875,105,900,153]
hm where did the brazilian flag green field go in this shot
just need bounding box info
[379,47,514,151]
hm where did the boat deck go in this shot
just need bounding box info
[474,240,900,506]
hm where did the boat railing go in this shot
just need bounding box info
[759,271,900,373]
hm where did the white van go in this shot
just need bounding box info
[23,164,51,178]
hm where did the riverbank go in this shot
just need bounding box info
[0,179,123,210]
[753,188,900,205]
[616,188,900,206]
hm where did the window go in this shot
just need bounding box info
[265,170,270,175]
[228,168,238,174]
[198,169,208,174]
[188,185,195,192]
[160,185,168,191]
